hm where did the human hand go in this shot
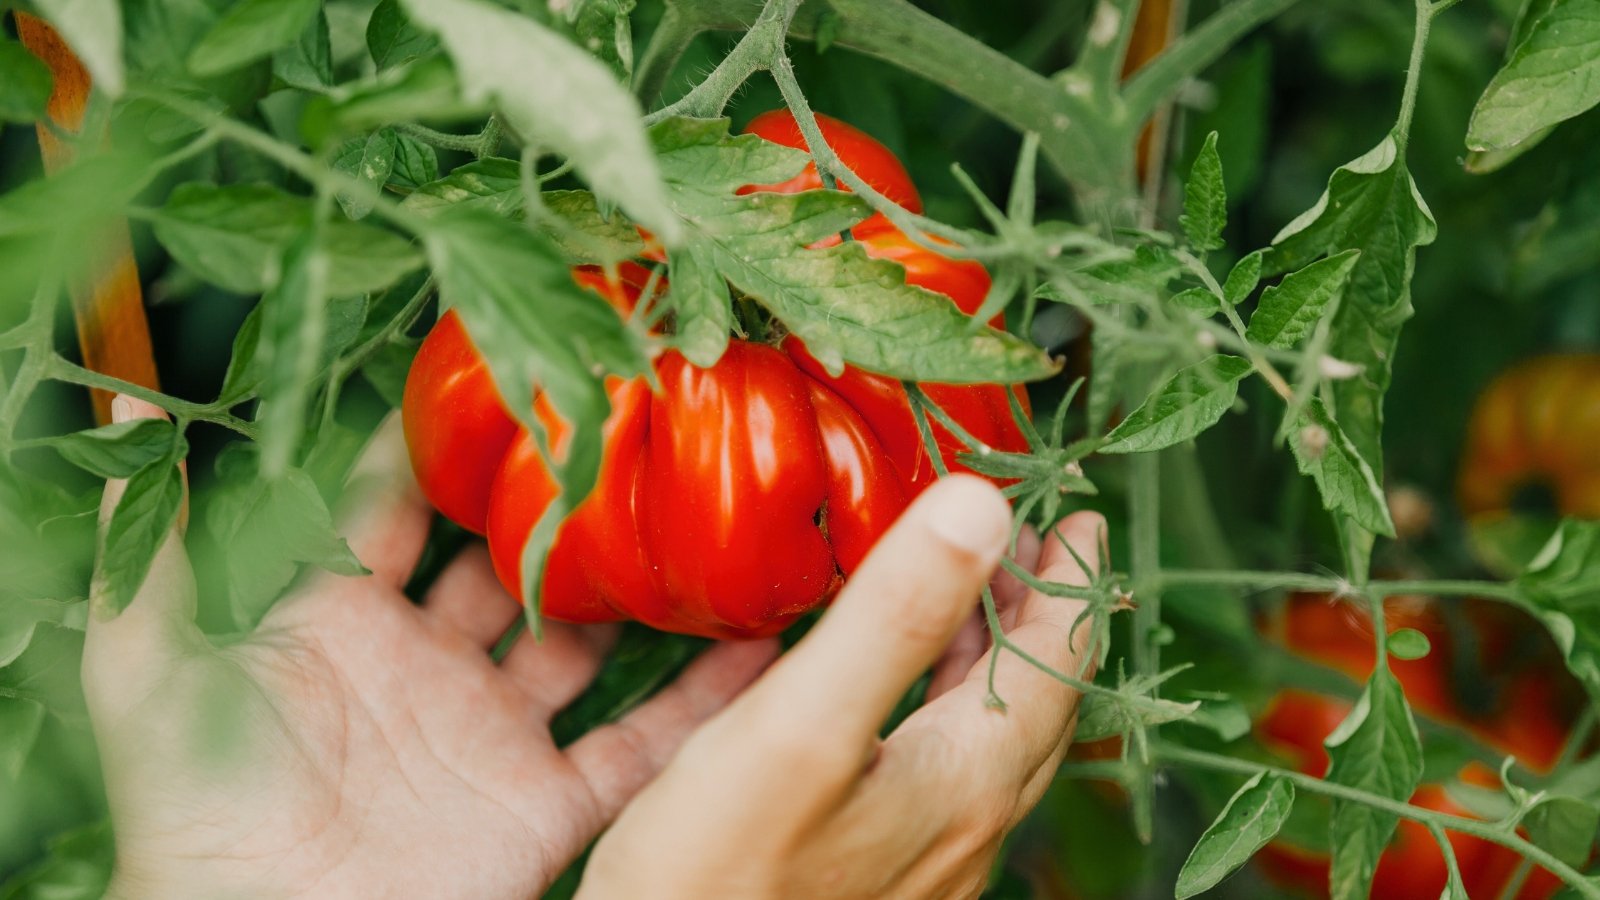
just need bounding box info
[577,475,1104,899]
[88,398,777,899]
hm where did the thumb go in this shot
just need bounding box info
[84,395,201,711]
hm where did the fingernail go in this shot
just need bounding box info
[111,395,134,423]
[923,474,1010,556]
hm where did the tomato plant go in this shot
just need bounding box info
[3,0,1600,897]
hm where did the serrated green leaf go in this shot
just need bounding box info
[206,456,365,628]
[31,0,123,96]
[1467,0,1600,152]
[333,130,398,220]
[152,183,423,296]
[0,40,52,124]
[97,441,186,615]
[1222,249,1265,306]
[1181,131,1226,252]
[1246,250,1360,349]
[400,0,678,243]
[1516,520,1600,696]
[1099,356,1251,454]
[1170,287,1221,314]
[188,0,319,75]
[367,0,438,69]
[651,117,1055,383]
[1176,773,1294,898]
[272,5,331,90]
[668,238,734,366]
[543,190,650,263]
[52,419,179,479]
[1270,135,1437,485]
[1324,668,1423,900]
[1288,398,1396,536]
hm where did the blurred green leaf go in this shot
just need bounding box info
[51,419,180,479]
[271,5,332,90]
[0,698,46,780]
[1245,250,1360,350]
[0,600,86,670]
[1181,131,1226,252]
[1175,772,1294,898]
[0,820,113,900]
[1516,520,1600,696]
[402,157,522,217]
[1100,356,1251,454]
[1324,668,1423,900]
[188,0,320,75]
[206,452,365,628]
[0,40,52,124]
[255,227,331,477]
[1467,0,1600,152]
[152,183,423,295]
[400,0,679,242]
[559,0,637,78]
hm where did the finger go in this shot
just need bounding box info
[84,396,202,711]
[951,511,1105,781]
[927,526,1041,701]
[422,545,522,648]
[566,639,778,820]
[731,475,1011,757]
[316,415,433,589]
[500,621,620,716]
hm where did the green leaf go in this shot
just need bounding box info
[52,419,180,478]
[1181,131,1226,252]
[1386,627,1431,661]
[1170,287,1221,314]
[1467,0,1600,152]
[1270,135,1437,485]
[1074,678,1202,743]
[0,40,52,124]
[1288,398,1396,537]
[96,439,187,615]
[1324,668,1424,900]
[0,599,86,669]
[367,0,438,69]
[0,695,46,779]
[1099,356,1252,454]
[0,153,150,239]
[1524,794,1600,868]
[389,133,439,190]
[359,338,420,408]
[667,238,734,366]
[1222,250,1264,306]
[558,0,637,77]
[206,456,365,628]
[1175,773,1295,898]
[272,6,332,90]
[1245,250,1360,350]
[255,228,331,477]
[402,157,522,217]
[1516,520,1600,696]
[0,820,113,899]
[152,183,423,296]
[400,0,679,243]
[305,56,482,142]
[651,117,1055,383]
[333,130,399,220]
[543,190,650,263]
[188,0,320,75]
[31,0,124,96]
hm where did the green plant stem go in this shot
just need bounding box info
[648,0,801,121]
[1157,744,1600,900]
[44,358,258,438]
[1122,0,1302,124]
[1395,0,1436,148]
[1174,249,1294,399]
[634,5,702,106]
[1129,451,1161,671]
[1158,568,1528,603]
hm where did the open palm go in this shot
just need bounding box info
[87,404,774,900]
